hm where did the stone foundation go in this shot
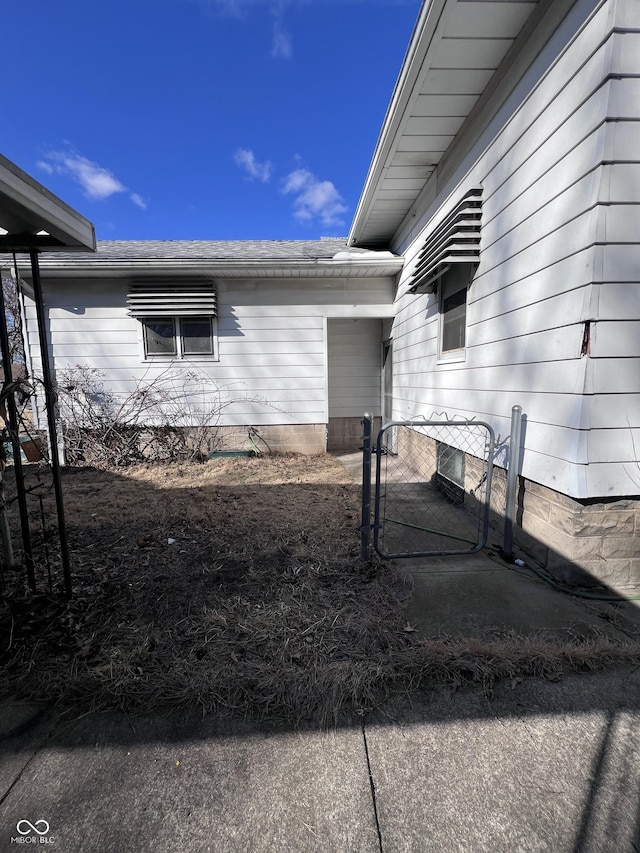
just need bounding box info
[395,426,640,591]
[480,463,640,591]
[216,423,326,455]
[509,473,640,590]
[327,416,380,452]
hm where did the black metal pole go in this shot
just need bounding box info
[0,266,35,589]
[29,250,72,598]
[360,412,373,560]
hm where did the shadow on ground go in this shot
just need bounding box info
[1,456,640,851]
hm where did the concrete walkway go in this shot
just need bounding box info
[2,666,640,852]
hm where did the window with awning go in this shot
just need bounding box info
[126,281,218,360]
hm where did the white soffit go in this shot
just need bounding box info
[0,154,96,252]
[349,0,540,249]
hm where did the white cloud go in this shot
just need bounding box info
[233,148,273,183]
[197,0,264,21]
[130,193,148,210]
[270,2,292,59]
[38,151,126,200]
[35,159,54,175]
[281,167,348,227]
[197,0,294,57]
[37,148,146,209]
[271,19,292,59]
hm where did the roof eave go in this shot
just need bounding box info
[0,154,96,252]
[20,257,404,279]
[347,0,552,250]
[348,0,446,250]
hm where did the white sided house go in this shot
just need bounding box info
[348,0,640,588]
[20,240,401,454]
[18,0,640,589]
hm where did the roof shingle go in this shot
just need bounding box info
[38,238,368,262]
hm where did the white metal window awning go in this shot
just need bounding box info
[408,188,482,293]
[126,281,217,317]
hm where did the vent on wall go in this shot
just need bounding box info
[409,188,482,293]
[126,281,217,317]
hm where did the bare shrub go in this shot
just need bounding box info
[55,365,280,467]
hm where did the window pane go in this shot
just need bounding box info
[144,319,176,355]
[442,289,466,351]
[437,442,465,486]
[182,317,213,355]
[440,264,470,353]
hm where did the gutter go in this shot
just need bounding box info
[20,257,405,279]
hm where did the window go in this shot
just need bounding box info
[435,442,465,506]
[144,318,176,356]
[142,316,217,360]
[126,280,218,361]
[405,187,481,360]
[439,263,473,358]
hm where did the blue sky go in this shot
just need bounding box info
[2,0,421,241]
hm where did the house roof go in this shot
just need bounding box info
[27,238,403,279]
[41,238,359,260]
[348,0,548,249]
[0,154,96,252]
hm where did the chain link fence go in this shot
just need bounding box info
[363,419,496,559]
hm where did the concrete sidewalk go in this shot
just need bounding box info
[1,666,640,852]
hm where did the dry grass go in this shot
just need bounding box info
[1,454,640,726]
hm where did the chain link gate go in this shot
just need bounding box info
[361,416,495,560]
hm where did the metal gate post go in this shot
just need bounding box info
[360,412,373,560]
[503,405,522,560]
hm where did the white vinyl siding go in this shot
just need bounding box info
[24,276,394,430]
[327,319,382,418]
[391,0,640,499]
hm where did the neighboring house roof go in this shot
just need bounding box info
[28,239,403,279]
[348,0,574,249]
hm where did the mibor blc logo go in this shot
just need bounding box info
[11,820,55,844]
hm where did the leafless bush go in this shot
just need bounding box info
[55,365,280,467]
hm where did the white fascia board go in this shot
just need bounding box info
[24,257,405,279]
[0,155,96,251]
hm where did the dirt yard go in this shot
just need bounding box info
[1,454,415,724]
[2,454,639,726]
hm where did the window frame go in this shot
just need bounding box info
[437,263,475,364]
[140,315,219,362]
